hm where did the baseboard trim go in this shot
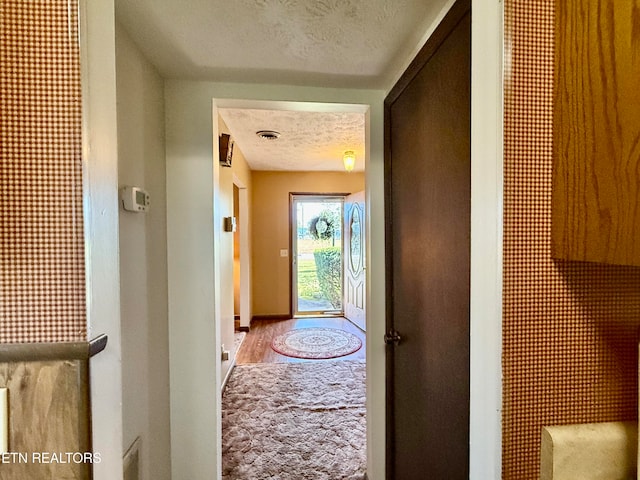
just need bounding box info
[251,314,291,322]
[221,358,236,393]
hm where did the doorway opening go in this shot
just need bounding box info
[291,194,344,317]
[210,97,374,480]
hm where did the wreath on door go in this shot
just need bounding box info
[308,211,337,241]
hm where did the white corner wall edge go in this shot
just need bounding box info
[469,0,504,478]
[165,85,220,480]
[541,421,638,480]
[80,0,124,478]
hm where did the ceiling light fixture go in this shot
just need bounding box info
[256,130,281,140]
[343,150,356,172]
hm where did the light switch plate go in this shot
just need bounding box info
[0,388,7,453]
[280,249,288,257]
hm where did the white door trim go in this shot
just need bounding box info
[469,0,504,478]
[233,174,251,329]
[81,0,124,478]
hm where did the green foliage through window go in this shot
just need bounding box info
[313,247,342,309]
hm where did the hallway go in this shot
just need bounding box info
[223,317,367,479]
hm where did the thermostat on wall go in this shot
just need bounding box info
[121,186,150,212]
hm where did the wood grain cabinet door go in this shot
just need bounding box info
[552,0,640,266]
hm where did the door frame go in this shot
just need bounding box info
[189,97,381,480]
[289,192,348,317]
[233,174,251,329]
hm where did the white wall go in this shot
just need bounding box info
[165,84,385,480]
[116,23,171,480]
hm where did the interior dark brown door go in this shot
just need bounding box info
[384,1,471,478]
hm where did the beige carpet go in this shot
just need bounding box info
[222,360,366,480]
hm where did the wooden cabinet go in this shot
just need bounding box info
[552,0,640,266]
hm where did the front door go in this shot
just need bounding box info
[384,1,471,478]
[343,191,366,331]
[291,194,344,316]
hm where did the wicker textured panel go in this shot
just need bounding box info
[0,0,86,342]
[503,1,640,478]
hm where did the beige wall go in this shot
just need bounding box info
[116,22,170,480]
[251,171,364,316]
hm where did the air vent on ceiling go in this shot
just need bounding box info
[256,130,281,140]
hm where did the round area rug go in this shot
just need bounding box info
[271,327,362,359]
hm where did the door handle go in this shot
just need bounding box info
[384,329,402,346]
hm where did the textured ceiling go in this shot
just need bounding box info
[115,0,450,89]
[219,108,365,172]
[116,0,451,171]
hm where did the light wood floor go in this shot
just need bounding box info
[236,316,366,364]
